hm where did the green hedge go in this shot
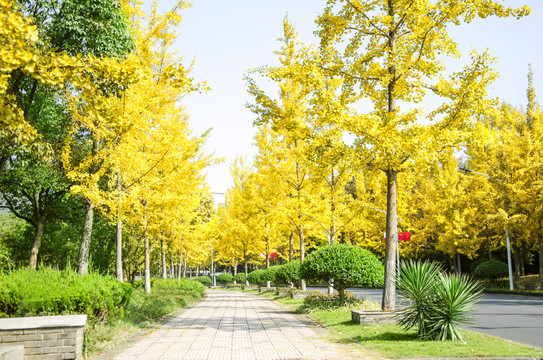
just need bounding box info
[0,267,132,324]
[474,260,509,280]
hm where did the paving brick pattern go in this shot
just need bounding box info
[113,290,362,360]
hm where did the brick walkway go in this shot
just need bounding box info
[111,289,377,360]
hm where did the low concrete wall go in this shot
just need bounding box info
[0,345,24,360]
[351,309,398,325]
[0,315,86,360]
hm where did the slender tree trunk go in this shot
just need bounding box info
[161,238,167,279]
[78,199,95,275]
[539,235,543,285]
[266,242,270,289]
[183,253,187,279]
[144,233,151,294]
[143,208,151,294]
[520,243,526,277]
[29,218,45,269]
[299,223,306,291]
[487,232,493,260]
[177,251,182,280]
[449,256,457,274]
[116,171,123,282]
[289,231,294,261]
[512,235,521,277]
[233,260,238,284]
[382,167,397,311]
[116,217,123,282]
[244,248,249,286]
[457,254,462,275]
[328,231,335,295]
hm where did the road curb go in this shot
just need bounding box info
[396,358,543,360]
[483,289,543,297]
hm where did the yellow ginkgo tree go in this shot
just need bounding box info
[315,0,530,311]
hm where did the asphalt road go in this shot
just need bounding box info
[309,286,543,349]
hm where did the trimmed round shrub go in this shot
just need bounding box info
[275,261,301,287]
[196,276,212,286]
[300,243,384,303]
[216,273,233,286]
[233,272,246,283]
[262,265,282,287]
[473,260,509,280]
[247,269,265,286]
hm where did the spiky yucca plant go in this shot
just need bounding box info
[396,260,482,341]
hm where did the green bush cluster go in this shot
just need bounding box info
[396,260,482,341]
[275,261,301,287]
[196,276,212,286]
[262,265,282,287]
[233,272,246,283]
[473,260,509,280]
[216,273,233,286]
[300,243,384,303]
[0,267,132,324]
[247,269,265,286]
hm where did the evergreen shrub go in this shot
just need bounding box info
[247,269,265,286]
[216,273,233,286]
[262,265,282,287]
[0,267,132,324]
[300,244,384,302]
[275,261,301,287]
[473,260,509,280]
[233,272,246,283]
[196,276,212,286]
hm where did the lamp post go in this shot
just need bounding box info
[458,166,514,290]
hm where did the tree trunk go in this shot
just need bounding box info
[266,244,270,289]
[143,207,151,294]
[382,167,397,312]
[233,260,238,284]
[289,231,294,261]
[144,233,151,294]
[161,238,167,279]
[539,236,543,285]
[339,288,345,304]
[183,252,187,279]
[457,253,462,275]
[299,224,306,291]
[78,199,95,275]
[28,218,45,269]
[244,249,249,286]
[487,232,493,260]
[116,217,123,282]
[116,171,123,282]
[512,235,521,277]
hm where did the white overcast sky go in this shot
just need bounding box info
[169,0,543,194]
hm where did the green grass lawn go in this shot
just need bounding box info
[257,291,543,358]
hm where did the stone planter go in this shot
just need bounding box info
[259,288,275,293]
[291,292,310,299]
[0,314,87,359]
[351,309,398,325]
